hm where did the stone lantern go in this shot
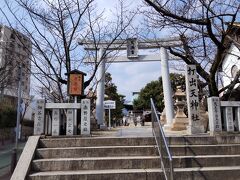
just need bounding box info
[171,86,189,131]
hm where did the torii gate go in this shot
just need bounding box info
[80,37,182,130]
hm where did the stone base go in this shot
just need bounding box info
[160,108,166,125]
[187,125,205,135]
[171,117,189,131]
[163,124,172,131]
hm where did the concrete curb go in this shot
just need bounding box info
[10,136,40,180]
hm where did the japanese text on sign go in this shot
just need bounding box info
[104,100,116,109]
[66,109,74,135]
[81,99,90,135]
[186,65,200,123]
[69,74,82,95]
[52,109,60,136]
[34,99,45,135]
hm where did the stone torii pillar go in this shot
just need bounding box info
[160,47,174,129]
[96,48,106,128]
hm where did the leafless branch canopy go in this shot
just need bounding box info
[1,0,135,102]
[144,0,240,97]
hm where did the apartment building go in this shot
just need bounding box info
[0,25,31,103]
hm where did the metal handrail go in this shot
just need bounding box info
[150,98,174,180]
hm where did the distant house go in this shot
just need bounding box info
[132,92,140,102]
[220,23,240,99]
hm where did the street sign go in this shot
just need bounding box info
[104,100,116,109]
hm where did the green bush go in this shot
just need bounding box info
[0,108,17,128]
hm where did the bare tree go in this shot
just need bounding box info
[143,0,240,98]
[1,0,135,102]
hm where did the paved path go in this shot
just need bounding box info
[92,121,189,138]
[0,141,26,179]
[91,122,155,137]
[116,123,153,137]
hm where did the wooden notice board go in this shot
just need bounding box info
[69,74,83,96]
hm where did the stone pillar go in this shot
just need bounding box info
[96,48,106,128]
[207,97,222,133]
[185,65,204,134]
[236,107,240,131]
[34,99,45,135]
[52,109,60,136]
[223,107,234,132]
[81,99,91,135]
[66,109,74,135]
[160,47,174,130]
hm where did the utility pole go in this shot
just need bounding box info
[11,63,23,173]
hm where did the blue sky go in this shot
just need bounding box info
[107,61,161,101]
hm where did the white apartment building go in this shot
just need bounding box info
[0,25,31,100]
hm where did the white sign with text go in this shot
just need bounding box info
[104,100,116,109]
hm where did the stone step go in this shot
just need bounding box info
[39,135,240,148]
[174,166,240,180]
[170,144,240,156]
[36,145,158,159]
[32,156,161,171]
[28,168,163,180]
[28,166,240,180]
[39,137,155,148]
[173,154,240,168]
[166,135,240,145]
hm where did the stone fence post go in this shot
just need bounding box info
[207,97,222,133]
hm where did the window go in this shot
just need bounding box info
[10,33,15,39]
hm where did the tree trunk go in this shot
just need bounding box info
[208,75,219,97]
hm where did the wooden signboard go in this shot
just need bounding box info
[69,74,83,96]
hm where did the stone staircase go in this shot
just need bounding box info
[28,137,161,180]
[168,135,240,180]
[23,135,240,180]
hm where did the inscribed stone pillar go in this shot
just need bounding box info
[223,107,234,132]
[66,109,74,135]
[34,99,45,135]
[207,97,222,133]
[185,65,204,134]
[52,109,60,136]
[81,99,91,135]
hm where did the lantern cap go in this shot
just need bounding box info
[65,69,86,76]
